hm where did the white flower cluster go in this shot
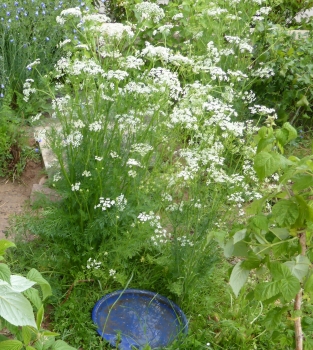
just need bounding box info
[89,120,103,132]
[120,56,145,70]
[94,197,115,210]
[26,58,40,70]
[106,70,129,81]
[23,79,36,102]
[137,212,171,246]
[95,23,134,39]
[82,170,91,177]
[56,7,82,25]
[86,258,101,269]
[126,158,143,168]
[62,131,83,148]
[251,66,275,79]
[131,143,153,156]
[71,182,81,191]
[224,36,253,53]
[176,235,194,247]
[207,7,228,17]
[134,2,165,23]
[116,194,127,211]
[148,67,182,100]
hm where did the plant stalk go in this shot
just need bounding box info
[294,231,306,350]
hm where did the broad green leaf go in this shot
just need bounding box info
[296,95,309,108]
[229,261,250,297]
[254,152,285,180]
[9,276,36,293]
[233,229,247,244]
[276,128,289,146]
[269,228,290,240]
[27,269,51,300]
[41,331,59,337]
[272,239,289,258]
[23,288,42,310]
[263,307,287,330]
[0,285,36,327]
[254,281,280,301]
[292,174,313,192]
[0,340,23,350]
[224,238,234,258]
[271,200,299,227]
[258,126,268,139]
[0,264,11,284]
[257,137,275,153]
[0,240,15,256]
[22,326,34,346]
[26,347,37,350]
[304,274,313,294]
[282,122,297,142]
[284,255,310,282]
[241,251,262,269]
[36,305,44,330]
[52,340,76,350]
[269,262,292,280]
[232,242,249,257]
[249,215,268,231]
[279,275,300,301]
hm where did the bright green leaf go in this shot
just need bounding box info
[263,307,287,330]
[292,174,313,192]
[0,264,11,284]
[279,275,300,301]
[22,326,33,346]
[282,122,297,142]
[284,255,310,282]
[254,281,281,301]
[27,269,51,300]
[271,200,299,226]
[52,340,76,350]
[270,262,292,280]
[0,240,15,256]
[229,261,250,297]
[23,288,42,310]
[254,152,285,180]
[36,305,44,330]
[296,95,309,108]
[304,274,313,294]
[0,285,37,327]
[233,229,247,244]
[269,228,290,240]
[0,340,23,350]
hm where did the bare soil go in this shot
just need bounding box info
[0,160,44,239]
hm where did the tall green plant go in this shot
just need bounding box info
[225,120,313,349]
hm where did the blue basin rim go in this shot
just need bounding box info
[92,289,188,349]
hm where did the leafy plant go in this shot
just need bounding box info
[0,239,76,349]
[226,120,313,349]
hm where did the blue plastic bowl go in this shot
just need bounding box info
[92,289,188,349]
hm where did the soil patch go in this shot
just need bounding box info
[0,160,44,239]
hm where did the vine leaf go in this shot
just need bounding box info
[229,261,250,297]
[254,152,286,180]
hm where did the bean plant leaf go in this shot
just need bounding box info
[27,269,51,300]
[254,152,286,180]
[269,262,292,280]
[271,200,299,226]
[22,326,33,346]
[254,281,280,301]
[0,285,37,327]
[229,261,250,297]
[0,340,23,350]
[36,305,44,330]
[23,288,42,310]
[0,264,11,284]
[0,240,15,256]
[284,255,310,282]
[52,340,77,350]
[282,122,297,142]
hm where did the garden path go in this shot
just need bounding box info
[0,160,43,239]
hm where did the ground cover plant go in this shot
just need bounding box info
[3,0,313,349]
